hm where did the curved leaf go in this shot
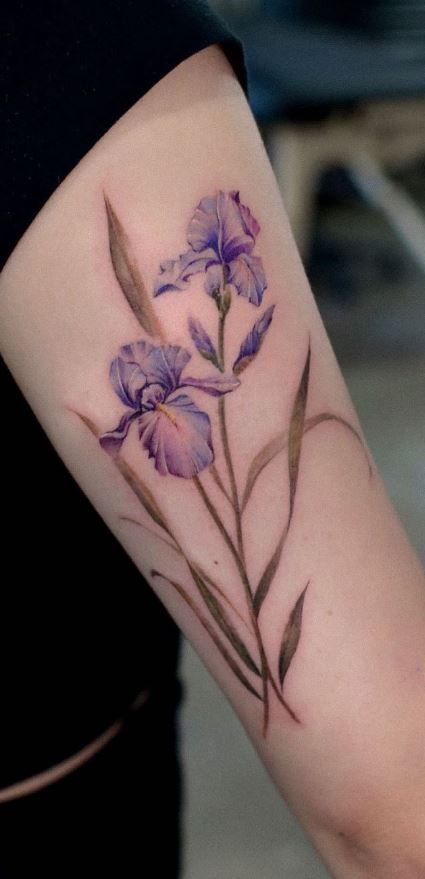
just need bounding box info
[104,195,165,340]
[253,344,311,617]
[76,411,171,535]
[189,566,260,676]
[151,570,262,701]
[278,583,309,687]
[242,412,369,513]
[287,345,310,519]
[209,463,233,505]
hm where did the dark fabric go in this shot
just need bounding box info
[0,3,246,876]
[1,0,246,269]
[0,693,182,878]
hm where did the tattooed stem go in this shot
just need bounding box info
[218,307,246,565]
[193,474,274,730]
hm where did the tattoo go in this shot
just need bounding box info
[77,190,370,735]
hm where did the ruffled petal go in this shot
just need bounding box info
[182,374,240,397]
[110,356,146,408]
[99,410,137,456]
[154,248,218,295]
[117,341,191,395]
[231,191,260,240]
[138,394,213,477]
[227,253,267,306]
[217,191,257,263]
[187,195,220,253]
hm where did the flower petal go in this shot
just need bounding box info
[138,394,213,477]
[110,357,146,408]
[99,409,137,456]
[233,305,275,375]
[182,374,240,397]
[227,253,267,306]
[154,248,218,295]
[187,195,220,253]
[217,191,257,263]
[118,341,191,395]
[188,317,220,368]
[231,191,260,240]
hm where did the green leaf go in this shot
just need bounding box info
[278,584,309,688]
[151,570,262,701]
[241,411,368,513]
[104,195,165,340]
[189,566,261,677]
[253,344,311,617]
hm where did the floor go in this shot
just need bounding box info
[180,181,425,878]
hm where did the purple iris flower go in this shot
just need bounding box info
[100,341,239,478]
[154,191,267,306]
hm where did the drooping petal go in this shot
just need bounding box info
[99,409,137,456]
[118,341,191,395]
[233,305,275,375]
[227,253,267,306]
[110,356,147,408]
[188,317,220,368]
[154,248,218,295]
[182,374,240,397]
[138,394,213,477]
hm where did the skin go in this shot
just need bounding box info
[1,46,425,877]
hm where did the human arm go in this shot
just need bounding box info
[1,46,425,877]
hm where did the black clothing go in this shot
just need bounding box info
[0,3,245,876]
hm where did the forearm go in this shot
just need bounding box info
[1,46,425,877]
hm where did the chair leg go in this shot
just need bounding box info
[349,153,425,277]
[267,124,324,258]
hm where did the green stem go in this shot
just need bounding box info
[218,309,245,564]
[194,475,271,730]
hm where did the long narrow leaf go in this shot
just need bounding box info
[151,570,262,701]
[253,345,311,617]
[104,195,165,340]
[209,463,233,505]
[242,411,368,513]
[189,566,260,676]
[278,583,309,687]
[197,566,253,634]
[76,411,171,535]
[287,344,311,520]
[119,517,181,554]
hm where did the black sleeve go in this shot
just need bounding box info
[1,0,247,267]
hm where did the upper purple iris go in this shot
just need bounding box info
[99,341,239,478]
[154,191,267,306]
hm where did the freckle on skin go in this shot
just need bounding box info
[327,609,333,616]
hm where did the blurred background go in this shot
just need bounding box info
[182,2,425,876]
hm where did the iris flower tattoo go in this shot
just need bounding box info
[77,191,369,735]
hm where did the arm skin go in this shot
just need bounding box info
[1,46,425,878]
